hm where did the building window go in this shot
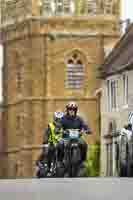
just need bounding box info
[55,0,74,15]
[107,79,117,111]
[40,0,53,15]
[40,0,74,15]
[86,0,97,14]
[111,80,116,109]
[64,0,71,14]
[123,74,128,105]
[65,53,84,89]
[104,0,113,14]
[55,0,63,14]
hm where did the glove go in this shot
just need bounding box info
[57,137,64,144]
[37,161,44,168]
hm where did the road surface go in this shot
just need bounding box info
[0,178,133,200]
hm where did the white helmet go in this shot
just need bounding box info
[53,111,64,122]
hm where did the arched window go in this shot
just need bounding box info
[86,0,97,14]
[40,0,74,16]
[104,0,114,14]
[40,0,53,15]
[65,52,84,89]
[55,0,74,15]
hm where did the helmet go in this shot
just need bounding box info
[65,102,78,113]
[53,111,64,122]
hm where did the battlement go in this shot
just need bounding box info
[1,0,121,26]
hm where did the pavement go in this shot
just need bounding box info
[0,178,133,200]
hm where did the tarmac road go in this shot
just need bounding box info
[0,178,133,200]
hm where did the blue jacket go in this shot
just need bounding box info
[60,115,91,134]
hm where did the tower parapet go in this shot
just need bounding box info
[1,0,121,26]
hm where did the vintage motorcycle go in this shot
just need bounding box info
[117,132,133,177]
[63,129,83,177]
[36,141,65,178]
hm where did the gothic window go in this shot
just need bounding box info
[40,0,52,15]
[40,0,74,16]
[65,52,84,89]
[104,0,114,14]
[55,0,74,15]
[55,0,63,14]
[86,0,97,14]
[64,0,71,13]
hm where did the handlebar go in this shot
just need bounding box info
[63,129,88,135]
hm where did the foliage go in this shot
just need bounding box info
[83,141,100,177]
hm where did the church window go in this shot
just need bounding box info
[86,0,97,14]
[55,0,63,14]
[104,0,114,14]
[64,0,70,13]
[65,53,84,89]
[55,0,73,15]
[40,0,74,15]
[40,0,52,15]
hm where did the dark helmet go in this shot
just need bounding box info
[65,102,78,114]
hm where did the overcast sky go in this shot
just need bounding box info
[0,0,133,100]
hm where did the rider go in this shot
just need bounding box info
[120,123,133,141]
[36,111,64,174]
[60,102,92,165]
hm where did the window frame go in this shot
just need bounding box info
[86,0,97,14]
[104,0,113,14]
[123,73,128,106]
[107,77,118,112]
[65,54,84,89]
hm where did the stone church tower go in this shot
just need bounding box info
[0,0,121,178]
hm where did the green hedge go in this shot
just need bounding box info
[83,141,100,177]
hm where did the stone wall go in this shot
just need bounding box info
[1,2,120,177]
[100,69,133,176]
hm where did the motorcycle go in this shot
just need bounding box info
[63,129,83,177]
[36,144,57,178]
[118,133,133,177]
[36,141,65,178]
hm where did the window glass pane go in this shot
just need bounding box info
[65,56,84,89]
[111,80,116,109]
[86,0,97,14]
[104,0,113,14]
[107,80,110,111]
[41,0,52,15]
[123,74,128,105]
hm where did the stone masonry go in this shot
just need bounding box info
[0,0,121,178]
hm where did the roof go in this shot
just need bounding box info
[99,23,133,78]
